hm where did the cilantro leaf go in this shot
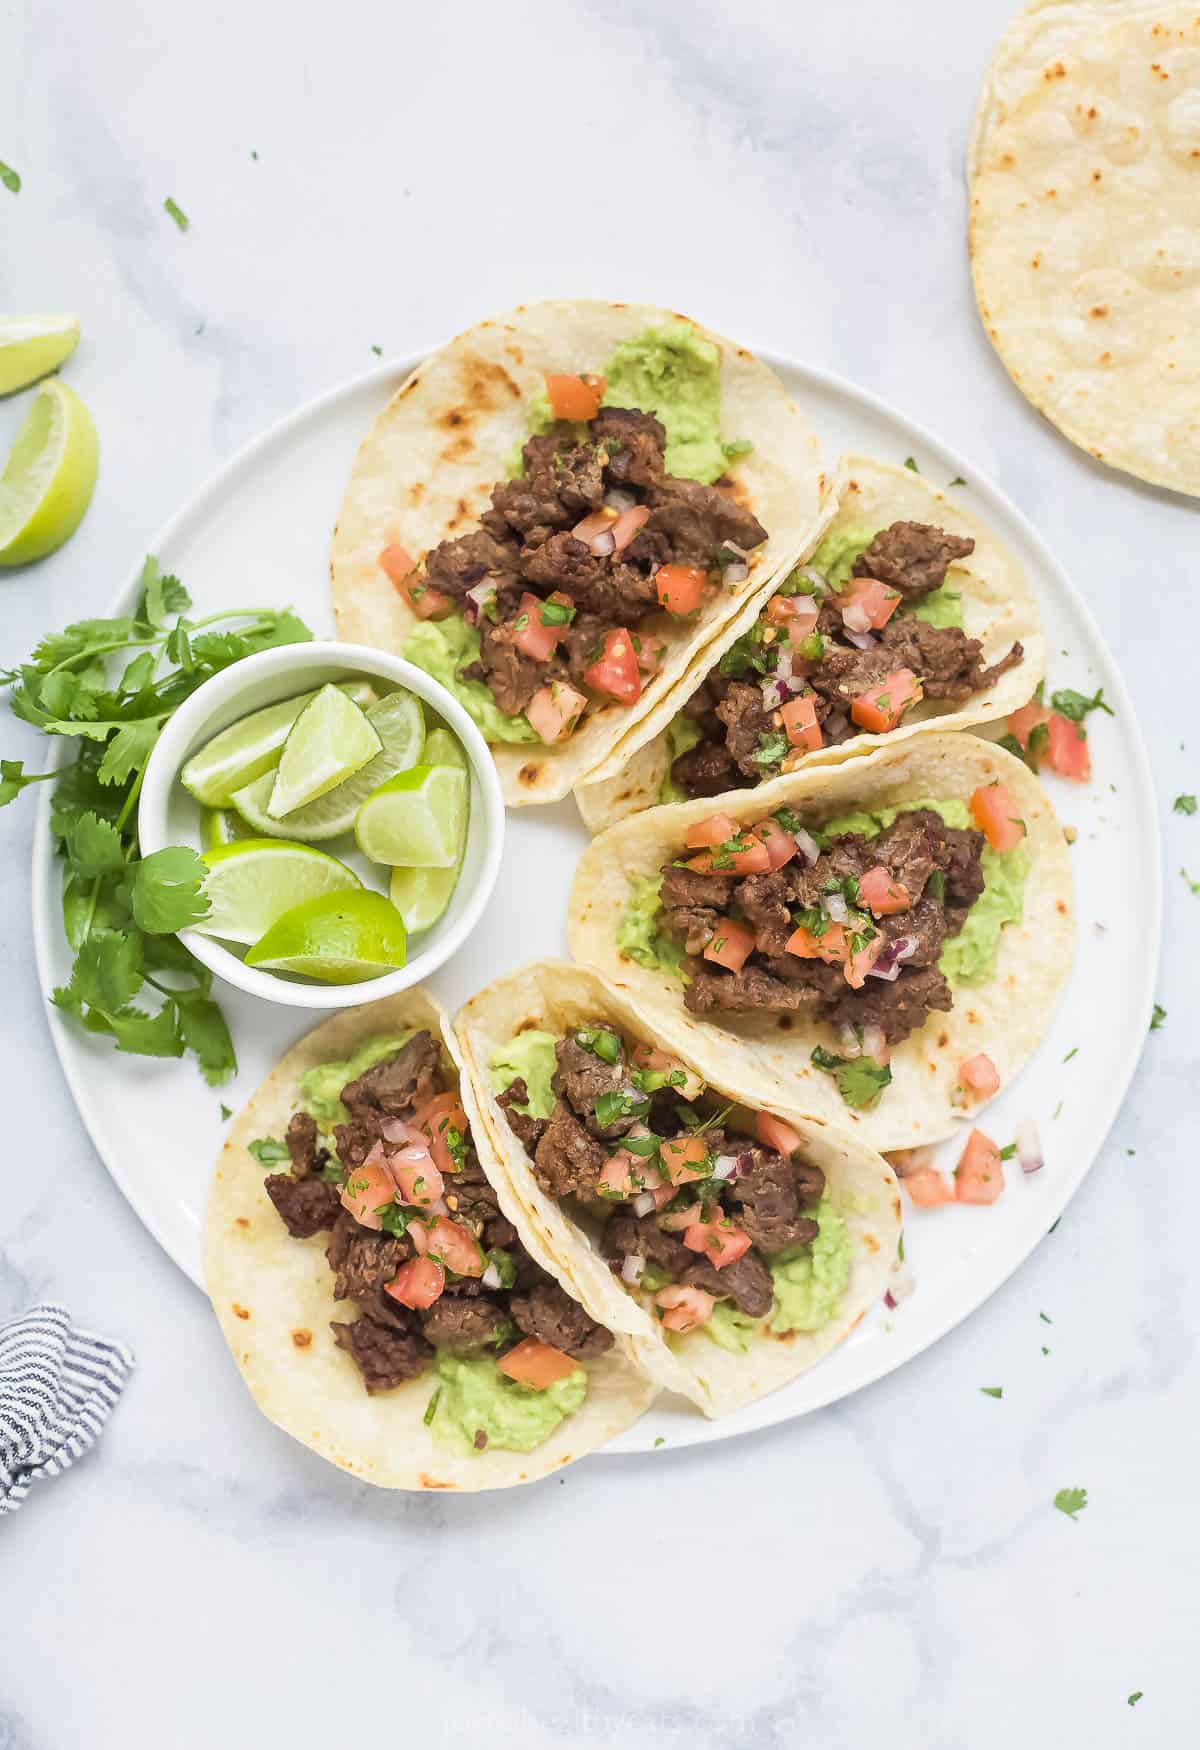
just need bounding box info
[63,930,144,1012]
[68,810,126,876]
[219,1103,233,1122]
[0,160,20,193]
[173,989,237,1086]
[811,1046,892,1110]
[1050,686,1112,725]
[164,196,189,231]
[1054,1485,1088,1520]
[131,846,210,933]
[980,1386,1003,1399]
[903,456,919,472]
[1174,793,1197,816]
[98,718,162,786]
[89,1000,185,1059]
[1151,1004,1167,1032]
[0,760,55,807]
[248,1137,290,1166]
[1127,1693,1143,1708]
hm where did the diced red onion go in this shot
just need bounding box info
[481,1263,502,1290]
[631,1191,657,1217]
[793,827,821,866]
[841,599,873,635]
[591,529,616,556]
[622,1252,647,1286]
[604,488,636,513]
[462,581,495,627]
[824,892,850,925]
[724,560,749,584]
[842,626,878,652]
[711,1153,739,1180]
[868,936,916,982]
[1016,1120,1043,1175]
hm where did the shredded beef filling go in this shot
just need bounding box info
[258,1030,611,1397]
[668,517,1024,797]
[413,408,767,735]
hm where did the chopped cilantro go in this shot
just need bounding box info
[0,160,21,193]
[1182,868,1200,895]
[1054,1485,1088,1520]
[903,456,920,472]
[654,1436,666,1448]
[248,1137,289,1166]
[773,807,804,835]
[370,344,383,356]
[164,196,189,232]
[576,1025,621,1064]
[594,1088,649,1129]
[810,1046,892,1110]
[1063,1046,1078,1063]
[1050,686,1112,726]
[999,1142,1016,1161]
[540,599,576,626]
[949,474,966,487]
[927,869,946,902]
[1039,1311,1052,1324]
[752,730,790,770]
[423,1387,441,1426]
[1127,1692,1143,1708]
[219,1103,232,1122]
[980,1386,1003,1399]
[379,1202,416,1238]
[798,632,824,660]
[1174,793,1197,815]
[484,1248,518,1288]
[1151,1004,1167,1032]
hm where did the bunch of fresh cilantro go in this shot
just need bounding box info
[1,557,313,1084]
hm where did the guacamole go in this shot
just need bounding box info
[488,1030,559,1121]
[301,1032,415,1129]
[405,617,539,745]
[808,522,964,627]
[820,797,1027,988]
[703,1300,759,1354]
[769,1197,850,1335]
[657,712,704,806]
[617,874,686,977]
[430,1352,587,1456]
[909,583,965,629]
[601,326,750,485]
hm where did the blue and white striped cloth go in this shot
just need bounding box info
[0,1304,133,1515]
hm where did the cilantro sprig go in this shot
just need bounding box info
[4,557,314,1083]
[810,1046,892,1110]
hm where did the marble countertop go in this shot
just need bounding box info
[2,1,1197,1743]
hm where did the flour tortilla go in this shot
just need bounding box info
[568,732,1075,1150]
[575,455,1044,832]
[204,990,655,1491]
[330,300,828,805]
[969,1,1200,495]
[453,960,900,1418]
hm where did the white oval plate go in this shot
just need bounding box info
[31,354,1159,1456]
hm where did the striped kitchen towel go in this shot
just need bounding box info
[0,1304,134,1515]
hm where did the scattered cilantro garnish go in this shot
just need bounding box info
[1182,868,1200,895]
[3,556,313,1081]
[594,1088,649,1129]
[999,1142,1016,1161]
[949,474,966,487]
[1048,1216,1061,1233]
[484,1248,518,1288]
[1174,794,1197,815]
[654,1436,666,1448]
[219,1103,233,1122]
[1050,686,1112,726]
[752,730,790,770]
[423,1388,441,1426]
[540,599,576,626]
[1151,1004,1167,1032]
[1054,1485,1088,1520]
[1063,1046,1078,1063]
[810,1046,892,1110]
[0,160,20,193]
[164,196,189,232]
[1127,1692,1143,1708]
[903,456,919,472]
[980,1386,1003,1399]
[719,623,774,680]
[370,344,383,357]
[1039,1311,1052,1324]
[248,1136,289,1166]
[576,1025,621,1064]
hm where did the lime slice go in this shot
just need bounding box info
[0,314,80,396]
[181,680,377,807]
[355,765,468,868]
[196,838,362,946]
[201,807,257,851]
[388,729,470,931]
[421,726,468,771]
[245,890,407,983]
[0,380,99,567]
[231,689,425,842]
[268,684,382,817]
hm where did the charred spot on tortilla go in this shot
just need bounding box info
[235,1216,249,1228]
[519,763,541,786]
[292,1329,312,1348]
[232,1303,250,1320]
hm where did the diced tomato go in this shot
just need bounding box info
[660,1134,710,1184]
[780,694,822,752]
[755,1112,803,1158]
[850,668,923,734]
[413,1215,484,1276]
[498,1338,579,1389]
[838,575,901,630]
[904,1165,955,1207]
[785,920,847,965]
[843,933,884,989]
[583,629,643,705]
[634,632,667,673]
[970,782,1025,852]
[527,681,587,744]
[958,1053,1001,1100]
[955,1129,1005,1205]
[340,1157,395,1230]
[1044,713,1091,782]
[384,1256,446,1310]
[611,505,651,552]
[380,545,453,621]
[389,1146,445,1208]
[702,917,757,972]
[764,595,820,635]
[1007,700,1052,750]
[752,817,798,870]
[660,1199,705,1232]
[655,564,706,616]
[686,812,739,849]
[513,591,569,662]
[683,1211,752,1269]
[544,372,605,422]
[600,1151,664,1200]
[631,1042,706,1102]
[687,837,772,876]
[411,1090,469,1178]
[859,865,911,915]
[654,1284,715,1332]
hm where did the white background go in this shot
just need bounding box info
[1,1,1196,1744]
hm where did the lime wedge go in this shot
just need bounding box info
[245,890,407,983]
[421,726,468,771]
[355,765,468,868]
[182,680,377,807]
[268,684,382,818]
[0,380,99,567]
[388,728,470,931]
[0,314,80,396]
[196,838,362,945]
[201,807,257,851]
[231,689,425,842]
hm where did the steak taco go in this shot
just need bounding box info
[576,455,1042,831]
[454,961,900,1418]
[568,733,1074,1148]
[205,991,655,1490]
[330,301,828,805]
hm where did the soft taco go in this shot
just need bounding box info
[330,300,828,805]
[568,732,1074,1148]
[205,990,655,1490]
[454,961,900,1418]
[576,455,1043,831]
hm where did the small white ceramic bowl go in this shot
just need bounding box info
[139,641,505,1010]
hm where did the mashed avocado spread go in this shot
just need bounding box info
[807,523,964,628]
[405,617,539,745]
[488,1030,559,1120]
[431,1353,587,1456]
[657,713,704,805]
[694,1198,850,1349]
[617,875,686,978]
[301,1032,415,1128]
[821,797,1028,987]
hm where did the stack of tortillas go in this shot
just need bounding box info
[969,2,1200,496]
